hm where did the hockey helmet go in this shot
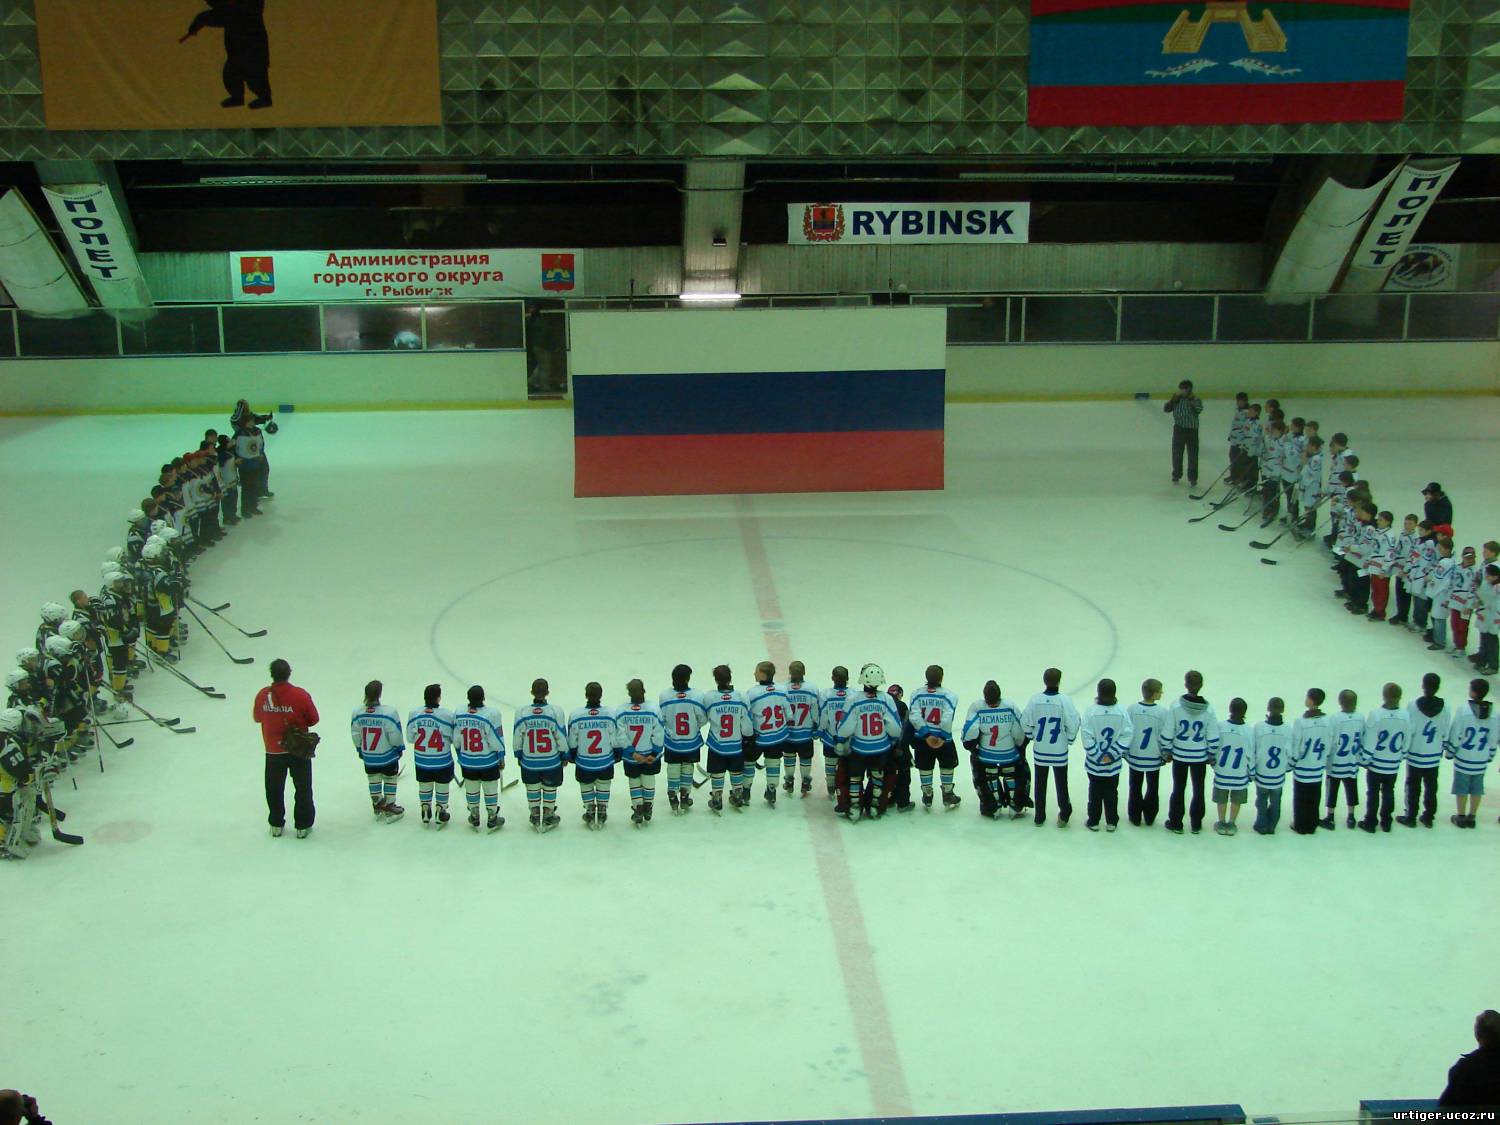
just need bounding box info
[40,601,66,625]
[15,648,39,667]
[0,708,22,735]
[4,669,28,692]
[58,619,87,643]
[141,540,166,562]
[44,635,73,659]
[859,662,887,689]
[156,526,179,542]
[127,508,144,524]
[150,519,168,536]
[103,546,125,563]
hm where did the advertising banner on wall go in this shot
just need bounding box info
[1342,159,1461,292]
[41,183,151,308]
[228,250,582,302]
[36,0,441,130]
[787,202,1029,245]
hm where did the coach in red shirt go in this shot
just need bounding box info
[253,658,320,837]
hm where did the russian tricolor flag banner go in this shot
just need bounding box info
[570,308,946,498]
[1028,0,1410,127]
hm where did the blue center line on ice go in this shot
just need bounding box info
[733,493,916,1120]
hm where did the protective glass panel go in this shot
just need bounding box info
[423,302,524,349]
[17,311,118,357]
[1312,295,1405,341]
[1405,293,1500,341]
[1022,296,1117,342]
[221,305,322,353]
[323,305,423,351]
[1215,296,1310,342]
[946,300,1009,343]
[120,306,221,355]
[1120,296,1214,342]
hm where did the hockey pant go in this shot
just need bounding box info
[836,756,885,814]
[145,605,177,656]
[1260,479,1280,521]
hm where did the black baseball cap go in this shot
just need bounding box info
[1423,482,1443,494]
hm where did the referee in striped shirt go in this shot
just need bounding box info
[1163,379,1203,487]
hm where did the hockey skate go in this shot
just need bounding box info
[764,787,776,808]
[469,810,482,832]
[782,775,794,794]
[382,801,405,823]
[596,808,608,828]
[631,805,645,827]
[436,807,451,830]
[800,778,812,798]
[668,791,681,814]
[709,792,723,815]
[487,811,504,832]
[942,790,961,811]
[543,811,560,831]
[529,808,542,832]
[678,792,693,813]
[583,806,597,830]
[726,790,742,812]
[922,788,934,809]
[421,804,432,827]
[642,800,653,822]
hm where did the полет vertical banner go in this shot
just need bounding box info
[41,184,151,308]
[1028,0,1410,127]
[37,0,441,130]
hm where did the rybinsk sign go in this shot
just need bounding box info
[41,183,151,308]
[788,202,1030,245]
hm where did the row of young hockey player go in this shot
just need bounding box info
[1229,398,1499,672]
[348,661,1498,835]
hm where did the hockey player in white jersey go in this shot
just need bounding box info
[407,684,456,828]
[350,679,405,822]
[1323,689,1365,830]
[568,683,618,830]
[909,665,961,810]
[1289,688,1332,834]
[1211,698,1253,835]
[1162,670,1220,835]
[1399,671,1446,828]
[834,663,904,819]
[1081,679,1131,832]
[818,666,853,799]
[744,660,790,808]
[703,665,752,815]
[1444,677,1497,829]
[617,679,664,826]
[1021,667,1081,827]
[1124,678,1169,827]
[453,685,506,832]
[514,678,569,832]
[1251,697,1291,834]
[781,660,820,799]
[1359,682,1409,833]
[659,664,705,815]
[961,681,1027,818]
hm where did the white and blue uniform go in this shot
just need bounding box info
[1325,710,1364,818]
[454,706,506,774]
[1081,702,1130,778]
[1124,701,1170,773]
[1163,697,1219,765]
[407,704,457,819]
[454,704,506,826]
[1407,700,1447,771]
[568,705,619,775]
[1252,721,1291,790]
[1445,701,1498,780]
[514,700,569,822]
[617,698,665,817]
[351,702,404,770]
[1021,690,1081,768]
[818,684,854,792]
[783,679,820,792]
[836,692,903,758]
[1289,714,1332,782]
[962,700,1025,766]
[406,706,456,778]
[659,688,707,761]
[1212,721,1253,793]
[909,685,960,793]
[1361,707,1410,775]
[746,681,792,794]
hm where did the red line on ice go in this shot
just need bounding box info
[734,494,914,1118]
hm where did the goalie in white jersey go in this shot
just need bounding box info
[453,684,506,833]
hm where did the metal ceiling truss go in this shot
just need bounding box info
[0,0,1494,160]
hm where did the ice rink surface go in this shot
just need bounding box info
[3,395,1498,1125]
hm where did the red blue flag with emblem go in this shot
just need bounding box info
[1028,0,1410,127]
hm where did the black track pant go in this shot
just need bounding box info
[1127,766,1161,825]
[1291,779,1321,833]
[265,753,314,831]
[1032,763,1072,821]
[1166,760,1206,831]
[1403,764,1438,822]
[1362,770,1396,829]
[1171,426,1200,483]
[1086,774,1120,828]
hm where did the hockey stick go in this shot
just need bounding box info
[1217,509,1259,532]
[1250,501,1328,550]
[136,642,224,698]
[187,596,267,638]
[124,696,195,734]
[693,765,711,789]
[182,604,254,665]
[95,721,134,750]
[41,779,83,846]
[89,711,107,772]
[1258,514,1330,565]
[1188,487,1245,523]
[1188,465,1231,501]
[197,599,231,613]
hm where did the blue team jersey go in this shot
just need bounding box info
[568,705,619,771]
[704,689,752,753]
[659,689,708,753]
[616,701,665,761]
[350,703,404,768]
[961,701,1024,765]
[837,693,902,756]
[784,682,820,743]
[406,707,456,771]
[909,687,958,742]
[453,706,506,770]
[513,703,568,770]
[745,683,791,747]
